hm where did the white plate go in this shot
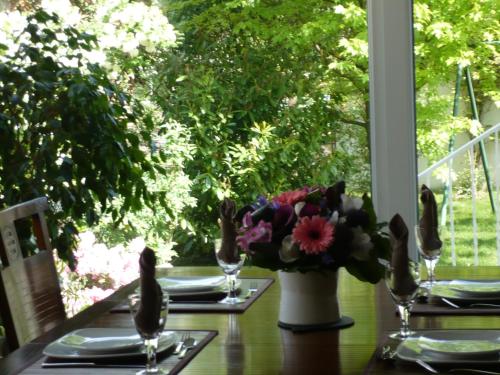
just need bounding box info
[43,329,178,359]
[396,330,500,364]
[431,281,500,302]
[134,276,227,295]
[158,276,226,294]
[448,280,500,298]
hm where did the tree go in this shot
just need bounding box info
[157,0,498,261]
[157,0,372,261]
[0,10,164,266]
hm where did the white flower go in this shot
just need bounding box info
[350,227,373,261]
[329,211,339,225]
[294,201,305,216]
[341,194,363,212]
[334,5,346,14]
[41,0,81,25]
[279,235,301,263]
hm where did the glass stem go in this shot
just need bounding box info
[144,337,159,373]
[397,305,411,338]
[227,274,237,299]
[424,258,438,285]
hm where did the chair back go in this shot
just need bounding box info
[0,197,66,350]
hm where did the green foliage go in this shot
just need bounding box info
[1,0,497,267]
[0,10,162,266]
[413,0,500,163]
[158,0,372,260]
[156,0,498,261]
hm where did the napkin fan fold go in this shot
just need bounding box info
[419,184,442,253]
[134,247,163,336]
[389,214,418,296]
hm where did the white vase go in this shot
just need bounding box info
[277,270,354,331]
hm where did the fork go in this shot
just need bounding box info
[380,345,397,360]
[416,359,500,374]
[246,282,259,298]
[178,335,197,359]
[442,298,500,309]
[173,332,188,355]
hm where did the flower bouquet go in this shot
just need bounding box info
[232,181,391,283]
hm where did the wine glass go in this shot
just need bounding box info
[415,225,442,289]
[214,239,246,304]
[384,260,420,339]
[128,293,169,374]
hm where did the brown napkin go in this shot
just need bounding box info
[389,214,418,296]
[134,247,163,336]
[419,184,442,252]
[218,199,240,263]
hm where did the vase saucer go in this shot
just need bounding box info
[277,316,354,333]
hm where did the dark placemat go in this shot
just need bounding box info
[363,331,500,374]
[110,277,274,313]
[26,330,217,374]
[411,296,500,315]
[410,280,500,315]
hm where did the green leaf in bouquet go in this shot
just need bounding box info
[362,193,377,232]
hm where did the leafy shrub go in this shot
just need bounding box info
[0,10,164,266]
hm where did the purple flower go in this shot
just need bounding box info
[297,202,320,217]
[255,195,269,208]
[321,253,335,265]
[237,220,273,251]
[272,204,295,229]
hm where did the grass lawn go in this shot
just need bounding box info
[434,192,500,266]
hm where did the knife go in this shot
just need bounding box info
[171,300,218,304]
[42,362,145,369]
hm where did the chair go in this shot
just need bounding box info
[0,197,66,351]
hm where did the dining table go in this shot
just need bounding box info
[1,265,500,374]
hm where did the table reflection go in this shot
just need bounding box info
[280,329,340,374]
[225,314,244,375]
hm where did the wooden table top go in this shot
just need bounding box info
[1,266,500,375]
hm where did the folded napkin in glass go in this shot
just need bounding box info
[43,328,178,359]
[396,330,500,365]
[431,280,500,303]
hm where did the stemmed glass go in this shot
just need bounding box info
[128,293,169,374]
[214,239,246,304]
[384,260,420,339]
[415,225,442,289]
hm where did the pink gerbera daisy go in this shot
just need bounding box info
[292,216,334,254]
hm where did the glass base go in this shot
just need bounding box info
[136,369,168,375]
[388,330,416,340]
[219,295,246,304]
[419,280,435,290]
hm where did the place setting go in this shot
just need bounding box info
[365,212,500,374]
[111,200,274,314]
[410,185,500,316]
[35,247,218,374]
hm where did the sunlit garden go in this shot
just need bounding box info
[0,0,498,320]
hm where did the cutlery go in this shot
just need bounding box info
[468,303,500,308]
[442,298,500,309]
[42,362,144,369]
[380,345,397,360]
[441,298,461,308]
[178,337,197,359]
[416,359,500,374]
[171,300,218,304]
[245,282,259,298]
[174,332,188,355]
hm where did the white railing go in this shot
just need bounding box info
[418,122,500,266]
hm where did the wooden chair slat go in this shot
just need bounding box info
[0,198,66,351]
